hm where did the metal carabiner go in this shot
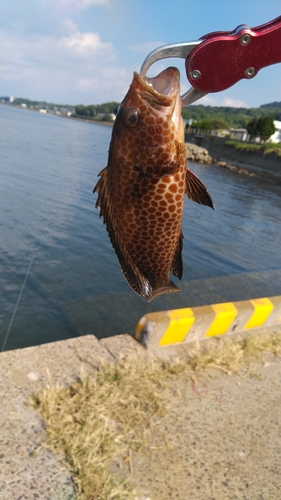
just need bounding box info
[140,15,281,107]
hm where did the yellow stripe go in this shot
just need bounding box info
[135,317,146,341]
[205,302,238,337]
[244,297,274,330]
[158,308,195,346]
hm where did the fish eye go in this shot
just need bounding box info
[123,109,139,128]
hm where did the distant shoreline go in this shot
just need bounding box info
[0,103,114,128]
[68,115,113,127]
[2,104,280,183]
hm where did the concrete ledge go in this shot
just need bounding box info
[0,335,115,500]
[134,296,281,349]
[1,311,281,498]
[100,333,146,360]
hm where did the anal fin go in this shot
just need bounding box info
[170,231,183,279]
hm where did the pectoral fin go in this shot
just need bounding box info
[185,168,214,209]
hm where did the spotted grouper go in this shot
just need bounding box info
[94,67,213,301]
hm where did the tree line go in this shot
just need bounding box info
[74,102,119,121]
[187,115,276,142]
[3,95,280,133]
[73,101,280,135]
[181,102,281,129]
[246,116,275,141]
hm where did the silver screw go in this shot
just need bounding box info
[240,34,251,45]
[245,67,255,78]
[190,69,201,80]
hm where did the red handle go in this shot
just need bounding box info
[186,16,281,93]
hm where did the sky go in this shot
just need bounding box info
[0,0,281,108]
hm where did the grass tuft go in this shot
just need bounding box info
[226,139,281,155]
[32,331,281,500]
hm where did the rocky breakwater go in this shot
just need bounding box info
[185,142,213,164]
[185,136,281,183]
[185,142,261,180]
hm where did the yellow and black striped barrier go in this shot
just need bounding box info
[135,296,281,348]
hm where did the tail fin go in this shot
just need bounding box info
[148,280,181,302]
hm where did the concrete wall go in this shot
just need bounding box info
[135,295,281,350]
[185,133,281,183]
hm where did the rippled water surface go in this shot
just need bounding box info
[1,105,281,350]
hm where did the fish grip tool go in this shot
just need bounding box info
[140,15,281,106]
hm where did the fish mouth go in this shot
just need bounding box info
[134,67,180,101]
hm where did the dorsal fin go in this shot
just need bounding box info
[185,168,214,209]
[94,167,153,300]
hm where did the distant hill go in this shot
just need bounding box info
[260,101,281,109]
[1,96,280,129]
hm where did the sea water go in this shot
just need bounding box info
[1,105,281,350]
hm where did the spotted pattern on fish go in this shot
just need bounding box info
[94,67,213,301]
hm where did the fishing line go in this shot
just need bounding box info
[1,253,34,352]
[0,255,32,276]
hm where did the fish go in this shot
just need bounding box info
[94,66,213,301]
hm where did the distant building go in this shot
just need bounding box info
[39,109,47,113]
[59,107,72,117]
[9,96,14,103]
[229,128,249,141]
[268,120,281,143]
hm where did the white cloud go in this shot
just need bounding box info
[192,94,248,108]
[0,25,132,103]
[59,31,114,59]
[0,25,252,107]
[60,18,80,34]
[73,67,132,94]
[220,97,248,108]
[0,26,114,65]
[128,41,165,54]
[193,94,218,106]
[58,0,110,9]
